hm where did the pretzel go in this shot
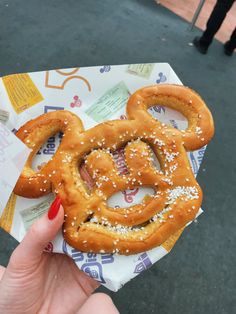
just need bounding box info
[14,84,214,255]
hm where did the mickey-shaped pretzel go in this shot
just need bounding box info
[14,84,214,255]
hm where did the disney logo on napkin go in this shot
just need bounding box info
[0,123,31,215]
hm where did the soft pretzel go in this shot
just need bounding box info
[14,84,214,255]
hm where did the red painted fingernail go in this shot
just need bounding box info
[48,196,61,220]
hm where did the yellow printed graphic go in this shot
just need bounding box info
[0,193,17,233]
[162,227,185,252]
[2,74,44,114]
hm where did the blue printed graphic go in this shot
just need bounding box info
[189,146,207,175]
[156,72,167,84]
[11,128,18,134]
[62,240,68,255]
[44,105,64,113]
[36,132,63,155]
[169,119,178,129]
[197,146,206,166]
[81,262,106,283]
[72,249,84,262]
[101,254,114,264]
[149,106,166,115]
[189,152,198,175]
[134,252,152,274]
[99,65,111,73]
[62,241,115,284]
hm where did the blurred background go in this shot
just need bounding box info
[0,1,235,313]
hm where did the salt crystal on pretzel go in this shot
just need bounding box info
[14,84,214,255]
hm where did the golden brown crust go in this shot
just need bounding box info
[14,84,214,255]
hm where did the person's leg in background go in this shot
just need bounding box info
[224,27,236,55]
[193,0,235,54]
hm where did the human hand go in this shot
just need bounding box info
[0,197,119,314]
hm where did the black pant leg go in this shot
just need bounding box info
[228,27,236,49]
[200,0,235,47]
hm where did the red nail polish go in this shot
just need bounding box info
[48,196,61,220]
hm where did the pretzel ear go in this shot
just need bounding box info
[127,84,214,151]
[14,111,84,198]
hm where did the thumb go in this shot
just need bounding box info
[10,196,64,267]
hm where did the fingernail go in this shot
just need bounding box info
[48,196,61,220]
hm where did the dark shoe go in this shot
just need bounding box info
[224,41,235,56]
[193,36,208,54]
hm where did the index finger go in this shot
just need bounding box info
[0,265,5,281]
